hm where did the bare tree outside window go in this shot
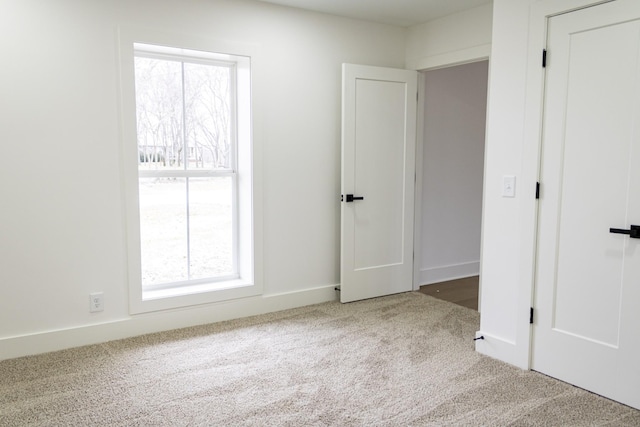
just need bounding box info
[134,57,232,171]
[185,62,232,170]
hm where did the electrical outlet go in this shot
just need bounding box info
[89,292,104,313]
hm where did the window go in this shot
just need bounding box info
[134,46,238,288]
[119,32,260,314]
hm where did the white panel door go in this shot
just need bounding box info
[532,0,640,409]
[340,64,417,303]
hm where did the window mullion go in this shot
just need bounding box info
[185,177,191,281]
[181,61,192,281]
[230,66,239,276]
[232,172,239,276]
[138,170,234,178]
[230,64,238,172]
[181,62,188,172]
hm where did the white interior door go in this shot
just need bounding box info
[532,0,640,409]
[340,64,417,303]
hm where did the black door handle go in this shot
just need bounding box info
[609,225,640,238]
[343,194,364,203]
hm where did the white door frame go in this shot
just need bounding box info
[517,0,616,369]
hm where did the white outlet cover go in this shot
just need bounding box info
[89,292,104,313]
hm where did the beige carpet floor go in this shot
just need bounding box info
[1,292,639,426]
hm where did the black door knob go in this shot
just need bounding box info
[343,194,364,203]
[609,225,640,238]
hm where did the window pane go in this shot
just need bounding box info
[133,49,242,296]
[134,57,186,171]
[188,177,234,279]
[184,62,232,170]
[139,177,188,286]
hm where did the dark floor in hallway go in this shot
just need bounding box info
[419,276,479,310]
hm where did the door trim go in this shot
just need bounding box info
[515,0,617,370]
[413,72,425,291]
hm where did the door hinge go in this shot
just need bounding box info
[542,49,547,68]
[535,182,540,199]
[530,307,534,324]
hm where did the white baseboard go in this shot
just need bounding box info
[419,261,480,285]
[0,285,339,361]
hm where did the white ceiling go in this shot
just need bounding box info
[255,0,492,27]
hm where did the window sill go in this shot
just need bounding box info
[142,279,252,301]
[130,278,262,315]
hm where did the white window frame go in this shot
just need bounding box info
[118,28,262,314]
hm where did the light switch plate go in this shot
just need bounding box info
[503,175,516,197]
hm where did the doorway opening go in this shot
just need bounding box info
[416,60,489,311]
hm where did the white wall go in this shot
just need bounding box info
[0,0,406,359]
[419,61,488,285]
[406,3,493,71]
[474,0,532,367]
